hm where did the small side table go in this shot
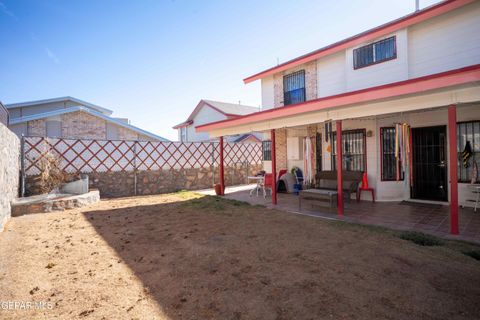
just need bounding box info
[358,187,375,202]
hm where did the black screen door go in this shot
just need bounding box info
[411,126,448,201]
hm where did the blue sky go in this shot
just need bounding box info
[0,0,441,141]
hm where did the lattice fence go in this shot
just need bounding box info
[24,137,262,176]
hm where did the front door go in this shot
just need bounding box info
[411,126,448,201]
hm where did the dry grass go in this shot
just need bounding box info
[1,192,479,320]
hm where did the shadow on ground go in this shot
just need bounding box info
[82,194,480,320]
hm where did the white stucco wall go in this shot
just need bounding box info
[408,1,480,78]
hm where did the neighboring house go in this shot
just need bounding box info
[173,99,261,143]
[6,96,168,141]
[197,0,480,210]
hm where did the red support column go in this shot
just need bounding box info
[271,129,277,205]
[448,105,459,235]
[219,136,225,196]
[336,121,344,215]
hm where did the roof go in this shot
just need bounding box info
[244,0,475,83]
[173,99,259,129]
[227,133,262,143]
[198,64,480,132]
[9,106,169,141]
[5,96,113,116]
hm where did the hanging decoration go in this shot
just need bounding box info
[303,136,315,186]
[394,123,411,182]
[462,141,473,168]
[471,161,478,184]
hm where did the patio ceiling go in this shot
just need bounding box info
[197,65,480,137]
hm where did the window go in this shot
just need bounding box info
[180,127,187,142]
[353,36,396,69]
[283,70,305,106]
[262,140,272,161]
[331,129,366,172]
[380,127,403,181]
[457,121,480,182]
[316,132,322,172]
[46,120,62,138]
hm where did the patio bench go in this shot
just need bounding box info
[314,171,362,202]
[299,189,338,211]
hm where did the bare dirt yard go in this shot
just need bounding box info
[1,192,480,320]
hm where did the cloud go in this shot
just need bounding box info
[45,47,60,64]
[0,1,17,19]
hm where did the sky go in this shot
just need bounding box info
[0,0,442,141]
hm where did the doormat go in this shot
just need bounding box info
[399,201,443,209]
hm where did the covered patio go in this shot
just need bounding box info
[197,65,480,240]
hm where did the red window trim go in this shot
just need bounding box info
[353,36,397,70]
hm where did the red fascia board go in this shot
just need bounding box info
[243,0,474,84]
[198,64,480,132]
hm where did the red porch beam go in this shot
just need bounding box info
[336,121,344,215]
[271,129,277,205]
[448,105,459,235]
[219,136,225,196]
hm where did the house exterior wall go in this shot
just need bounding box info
[21,111,153,141]
[181,107,227,142]
[408,2,480,78]
[260,1,480,111]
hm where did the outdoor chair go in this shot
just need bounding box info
[315,171,362,202]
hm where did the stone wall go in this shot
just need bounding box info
[25,164,262,198]
[0,122,20,232]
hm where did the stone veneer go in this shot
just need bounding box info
[26,111,155,141]
[0,123,20,232]
[274,128,287,174]
[25,164,262,198]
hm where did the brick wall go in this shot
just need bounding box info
[275,128,287,173]
[25,111,154,141]
[273,61,317,108]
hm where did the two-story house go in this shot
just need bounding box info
[173,99,261,143]
[197,0,480,234]
[6,96,168,141]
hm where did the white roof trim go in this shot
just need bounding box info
[5,96,113,115]
[9,106,168,141]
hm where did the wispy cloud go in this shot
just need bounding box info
[0,1,17,19]
[45,47,60,64]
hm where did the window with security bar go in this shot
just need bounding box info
[457,121,480,182]
[262,140,272,161]
[283,70,306,106]
[331,129,366,172]
[353,36,396,69]
[380,127,404,181]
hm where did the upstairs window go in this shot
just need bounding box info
[262,140,272,161]
[283,70,305,106]
[180,127,187,142]
[353,36,396,69]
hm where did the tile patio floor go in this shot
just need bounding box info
[198,185,480,244]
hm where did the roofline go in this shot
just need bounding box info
[199,64,480,132]
[243,0,475,83]
[9,106,169,141]
[5,96,114,115]
[233,133,262,143]
[172,120,193,129]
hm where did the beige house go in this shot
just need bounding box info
[7,97,167,141]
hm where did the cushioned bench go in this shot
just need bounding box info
[315,171,362,202]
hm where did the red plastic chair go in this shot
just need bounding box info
[263,173,273,198]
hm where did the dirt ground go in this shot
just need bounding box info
[1,192,480,320]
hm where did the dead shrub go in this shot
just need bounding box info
[38,152,65,194]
